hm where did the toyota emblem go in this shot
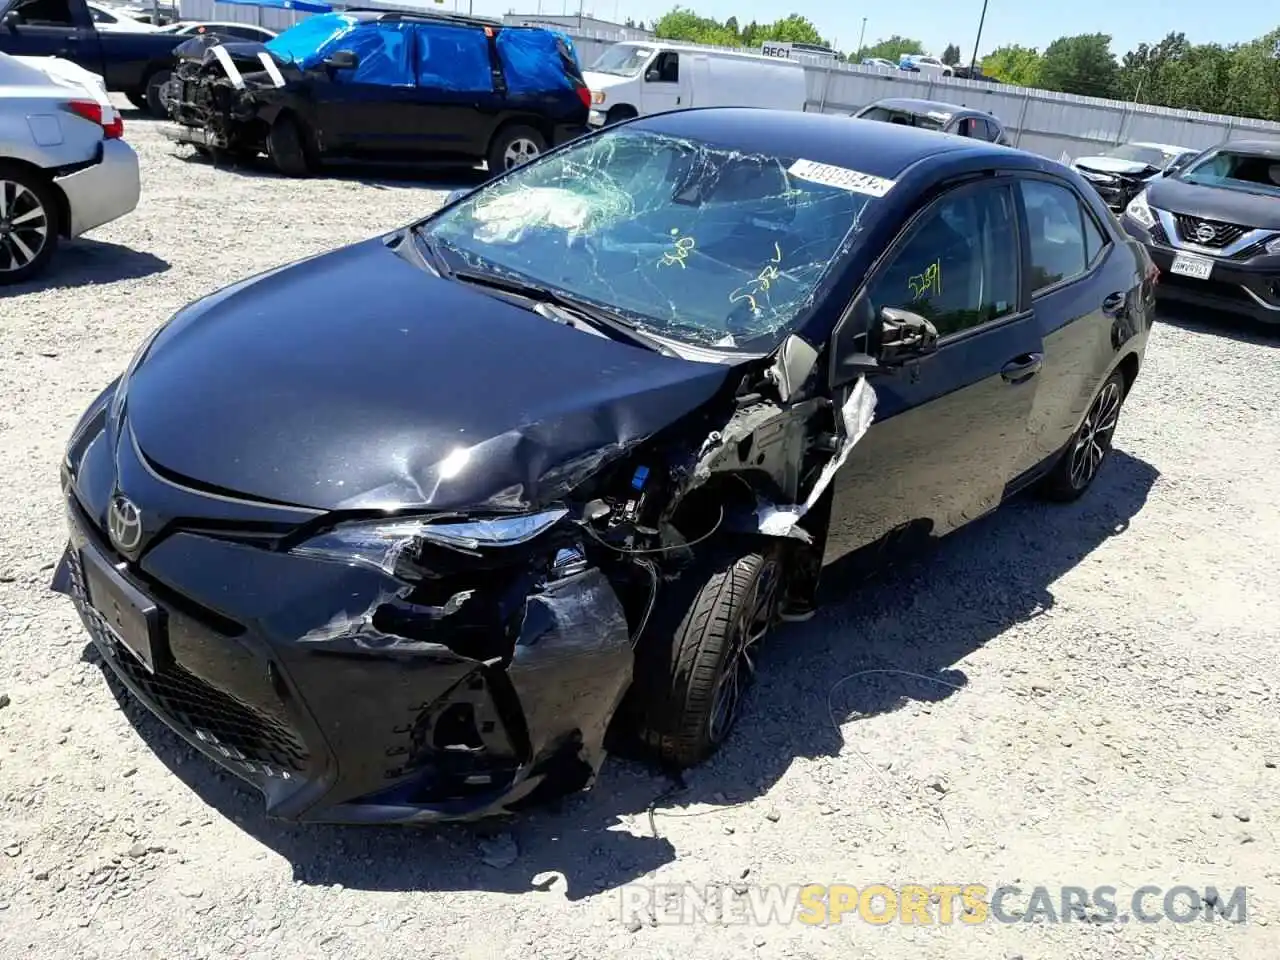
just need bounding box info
[107,496,143,552]
[1195,223,1217,244]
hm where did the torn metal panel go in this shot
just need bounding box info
[756,376,877,542]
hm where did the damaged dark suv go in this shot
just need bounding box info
[162,11,590,176]
[54,108,1155,824]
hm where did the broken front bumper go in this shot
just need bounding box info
[52,491,634,824]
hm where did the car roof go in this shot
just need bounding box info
[344,9,504,27]
[867,97,989,119]
[631,108,1008,180]
[1216,139,1280,157]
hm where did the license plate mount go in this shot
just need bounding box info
[80,548,167,673]
[1170,253,1214,281]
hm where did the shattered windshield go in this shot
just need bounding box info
[422,128,877,351]
[1102,144,1174,167]
[1180,149,1280,198]
[588,45,654,77]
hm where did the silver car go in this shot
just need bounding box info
[1,52,141,284]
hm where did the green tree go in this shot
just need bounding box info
[724,15,739,38]
[757,13,825,46]
[982,44,1043,87]
[941,43,961,66]
[652,6,738,46]
[1039,33,1120,98]
[859,35,924,63]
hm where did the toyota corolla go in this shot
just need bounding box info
[53,108,1155,823]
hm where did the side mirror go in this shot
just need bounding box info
[3,10,20,27]
[876,307,938,364]
[445,188,471,205]
[323,49,359,71]
[644,68,660,82]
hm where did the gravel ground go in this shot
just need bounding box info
[1,108,1278,960]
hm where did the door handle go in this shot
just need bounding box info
[1001,352,1043,384]
[1102,291,1126,316]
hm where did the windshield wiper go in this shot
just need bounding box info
[449,269,679,357]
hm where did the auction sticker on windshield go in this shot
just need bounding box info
[787,159,896,197]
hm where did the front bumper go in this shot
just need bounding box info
[53,139,140,238]
[53,474,635,824]
[1120,216,1280,325]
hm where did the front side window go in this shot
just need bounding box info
[12,0,75,26]
[864,183,1019,338]
[648,51,678,82]
[423,128,879,351]
[327,23,413,86]
[1021,179,1108,291]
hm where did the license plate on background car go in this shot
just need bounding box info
[80,549,163,673]
[1170,253,1214,281]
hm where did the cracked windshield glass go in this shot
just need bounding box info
[423,128,876,351]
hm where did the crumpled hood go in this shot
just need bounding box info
[123,235,734,513]
[1074,156,1156,177]
[1146,176,1280,230]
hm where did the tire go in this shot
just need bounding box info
[1038,369,1127,502]
[144,68,172,118]
[266,114,313,178]
[626,546,783,768]
[486,125,546,175]
[0,163,61,286]
[604,106,637,126]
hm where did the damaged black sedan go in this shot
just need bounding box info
[54,108,1155,824]
[162,11,589,177]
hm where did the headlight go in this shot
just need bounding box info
[1266,235,1280,255]
[1125,190,1156,229]
[591,89,606,105]
[292,508,570,578]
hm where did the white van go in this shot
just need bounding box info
[582,41,809,128]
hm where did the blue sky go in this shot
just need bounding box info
[459,0,1277,60]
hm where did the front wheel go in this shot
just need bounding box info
[627,547,783,768]
[1038,370,1127,501]
[266,115,313,178]
[487,125,546,175]
[0,164,61,286]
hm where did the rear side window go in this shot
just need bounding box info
[495,28,581,95]
[413,24,493,92]
[1020,179,1109,291]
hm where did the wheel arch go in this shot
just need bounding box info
[0,158,70,237]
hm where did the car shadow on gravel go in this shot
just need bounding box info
[85,449,1158,901]
[167,143,490,192]
[1156,302,1280,346]
[6,240,169,295]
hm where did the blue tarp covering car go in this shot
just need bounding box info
[262,12,580,92]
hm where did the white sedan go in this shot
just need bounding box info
[157,21,277,42]
[0,53,140,284]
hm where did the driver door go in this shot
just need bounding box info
[822,177,1044,567]
[308,21,418,159]
[641,50,682,114]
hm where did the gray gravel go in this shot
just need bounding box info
[2,108,1279,960]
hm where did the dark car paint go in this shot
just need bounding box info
[53,108,1153,823]
[1121,171,1280,324]
[0,0,184,95]
[167,18,588,166]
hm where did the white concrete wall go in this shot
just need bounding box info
[174,3,1280,163]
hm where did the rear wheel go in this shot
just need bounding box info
[266,114,313,178]
[625,546,783,767]
[0,164,60,286]
[144,68,173,118]
[1038,370,1127,501]
[487,125,546,175]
